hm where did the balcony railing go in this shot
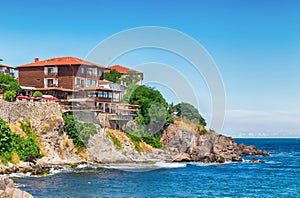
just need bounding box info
[44,72,58,78]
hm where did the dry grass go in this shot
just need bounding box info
[174,118,207,135]
[9,123,26,137]
[140,141,154,153]
[11,152,20,164]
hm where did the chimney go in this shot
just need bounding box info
[34,57,39,62]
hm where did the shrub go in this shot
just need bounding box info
[3,90,16,101]
[107,131,122,150]
[62,113,97,151]
[127,133,143,153]
[33,91,43,98]
[0,118,42,164]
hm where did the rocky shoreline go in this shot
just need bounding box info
[0,100,269,176]
[0,175,33,198]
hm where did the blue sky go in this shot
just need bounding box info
[1,0,300,137]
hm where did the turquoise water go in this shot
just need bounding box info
[13,138,300,197]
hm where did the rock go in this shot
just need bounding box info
[238,144,269,156]
[0,175,33,198]
[161,124,245,163]
[250,158,265,163]
[173,153,191,162]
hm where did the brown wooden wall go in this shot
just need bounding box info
[18,67,44,88]
[58,65,76,89]
[18,65,105,90]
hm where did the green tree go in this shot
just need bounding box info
[120,70,141,86]
[104,69,121,83]
[33,91,43,97]
[173,102,206,126]
[125,85,174,137]
[0,73,20,92]
[128,86,169,125]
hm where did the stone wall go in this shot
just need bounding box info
[0,99,82,164]
[0,100,62,133]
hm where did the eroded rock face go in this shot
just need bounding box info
[87,129,171,163]
[0,175,33,198]
[161,124,268,163]
[238,144,269,156]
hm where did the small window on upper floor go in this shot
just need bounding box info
[81,67,85,75]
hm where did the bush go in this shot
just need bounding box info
[33,91,43,98]
[0,73,21,92]
[3,90,16,101]
[0,118,42,164]
[62,113,97,151]
[107,131,122,150]
[173,102,206,126]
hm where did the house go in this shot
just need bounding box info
[16,56,139,127]
[0,64,15,76]
[16,57,107,99]
[105,65,143,86]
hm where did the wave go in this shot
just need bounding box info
[101,161,187,172]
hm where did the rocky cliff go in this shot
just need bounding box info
[0,99,269,170]
[0,100,82,165]
[161,124,269,163]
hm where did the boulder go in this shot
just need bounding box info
[250,158,265,163]
[0,175,33,198]
[238,144,269,156]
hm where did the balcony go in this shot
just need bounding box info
[44,72,58,78]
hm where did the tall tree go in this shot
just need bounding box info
[0,73,20,92]
[120,70,141,86]
[104,69,121,83]
[173,102,206,126]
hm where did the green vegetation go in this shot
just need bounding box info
[173,102,206,126]
[125,85,173,128]
[106,131,122,150]
[62,113,97,151]
[0,73,20,92]
[33,91,43,98]
[0,118,42,165]
[3,90,17,102]
[122,85,207,151]
[126,134,143,153]
[120,70,141,86]
[104,69,121,83]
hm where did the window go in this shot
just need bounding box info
[80,79,85,87]
[44,67,57,74]
[98,69,102,77]
[103,91,107,98]
[81,67,85,75]
[108,92,112,98]
[86,79,91,86]
[93,68,97,76]
[91,80,97,86]
[87,68,92,76]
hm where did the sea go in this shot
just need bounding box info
[12,138,300,197]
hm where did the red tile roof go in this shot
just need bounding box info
[104,65,142,74]
[0,64,14,69]
[16,56,106,69]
